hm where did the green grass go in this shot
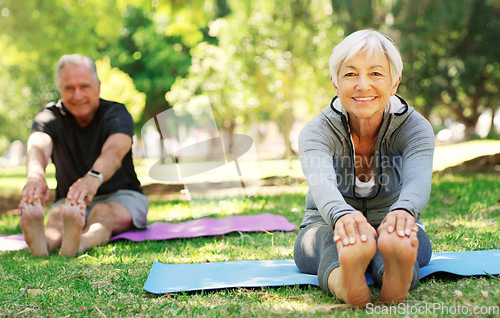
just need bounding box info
[0,165,55,196]
[1,173,499,317]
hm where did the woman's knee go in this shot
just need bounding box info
[294,225,324,274]
[416,227,432,266]
[294,229,314,273]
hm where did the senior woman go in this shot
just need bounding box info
[294,29,434,307]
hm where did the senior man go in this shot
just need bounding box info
[19,54,148,256]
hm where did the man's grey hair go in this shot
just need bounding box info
[329,29,403,87]
[55,54,100,89]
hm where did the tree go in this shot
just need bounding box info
[104,3,217,134]
[96,56,146,122]
[169,0,341,159]
[0,0,122,145]
[393,0,500,138]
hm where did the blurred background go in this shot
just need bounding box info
[0,0,499,167]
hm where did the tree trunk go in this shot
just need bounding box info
[277,106,294,160]
[487,106,499,139]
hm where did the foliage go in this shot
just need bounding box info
[104,2,218,133]
[0,0,122,143]
[393,0,500,137]
[168,0,340,158]
[166,29,254,136]
[96,56,146,123]
[1,0,499,155]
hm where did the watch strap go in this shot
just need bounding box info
[87,170,103,185]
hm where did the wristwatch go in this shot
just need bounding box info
[87,170,103,185]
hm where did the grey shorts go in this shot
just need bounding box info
[50,189,149,229]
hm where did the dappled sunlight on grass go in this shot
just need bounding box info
[157,230,295,265]
[0,214,22,234]
[426,216,499,252]
[146,192,307,226]
[427,173,499,218]
[149,286,332,317]
[431,173,470,184]
[147,196,257,222]
[433,140,500,171]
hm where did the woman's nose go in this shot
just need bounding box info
[355,75,370,90]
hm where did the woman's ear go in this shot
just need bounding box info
[391,76,401,95]
[331,76,340,95]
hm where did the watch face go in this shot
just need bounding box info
[90,170,101,176]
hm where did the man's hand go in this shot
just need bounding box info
[66,174,101,206]
[378,209,418,237]
[21,176,50,206]
[333,210,377,247]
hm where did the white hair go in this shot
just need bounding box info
[55,54,100,89]
[329,29,403,87]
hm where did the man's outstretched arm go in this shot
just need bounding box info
[21,132,53,205]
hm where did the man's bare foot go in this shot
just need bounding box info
[328,234,377,307]
[59,203,86,257]
[378,229,418,303]
[19,200,49,257]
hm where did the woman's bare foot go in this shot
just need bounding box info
[18,199,49,256]
[59,203,86,257]
[378,229,419,303]
[328,233,377,307]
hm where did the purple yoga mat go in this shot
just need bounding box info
[0,233,27,251]
[0,213,295,251]
[110,213,296,242]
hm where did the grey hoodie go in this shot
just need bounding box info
[298,95,435,230]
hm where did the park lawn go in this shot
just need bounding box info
[0,172,499,317]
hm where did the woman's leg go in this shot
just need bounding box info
[294,222,376,307]
[370,226,432,301]
[294,223,340,295]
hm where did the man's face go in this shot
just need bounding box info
[59,64,100,127]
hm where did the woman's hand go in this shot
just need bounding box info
[333,210,377,247]
[379,209,418,237]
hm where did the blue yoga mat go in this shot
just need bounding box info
[419,250,500,278]
[143,250,500,294]
[144,260,319,294]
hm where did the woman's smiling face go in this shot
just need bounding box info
[333,49,400,124]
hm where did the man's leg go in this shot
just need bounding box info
[76,201,133,254]
[19,199,68,256]
[19,199,48,256]
[59,203,86,257]
[45,204,66,252]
